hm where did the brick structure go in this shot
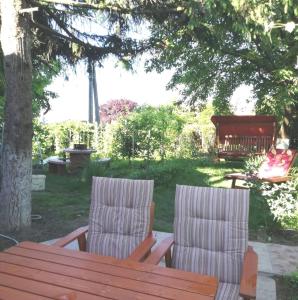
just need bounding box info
[64,148,94,173]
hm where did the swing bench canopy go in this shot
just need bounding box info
[211,115,277,159]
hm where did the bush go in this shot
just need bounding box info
[128,162,180,186]
[112,105,185,161]
[33,120,95,158]
[197,103,215,151]
[243,156,298,230]
[261,169,298,229]
[244,154,266,175]
[32,104,219,160]
[33,120,53,160]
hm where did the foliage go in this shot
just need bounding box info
[0,49,61,124]
[244,154,266,175]
[32,120,95,159]
[112,105,185,161]
[174,122,201,158]
[145,0,298,130]
[244,155,298,229]
[278,271,298,300]
[32,120,52,161]
[284,271,298,290]
[49,120,95,153]
[31,61,61,118]
[33,104,218,160]
[4,155,295,246]
[82,159,181,186]
[27,0,176,68]
[261,169,298,228]
[197,103,215,151]
[100,99,137,124]
[96,121,118,158]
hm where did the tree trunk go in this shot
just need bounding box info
[0,0,33,231]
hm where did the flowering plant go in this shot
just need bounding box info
[261,168,298,223]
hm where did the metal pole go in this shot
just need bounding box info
[92,63,100,124]
[88,58,94,123]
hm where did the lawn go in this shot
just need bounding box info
[0,155,297,251]
[1,155,298,298]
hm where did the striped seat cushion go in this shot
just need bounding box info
[216,282,241,300]
[172,185,249,285]
[87,177,154,259]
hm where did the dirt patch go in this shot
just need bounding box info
[250,229,298,246]
[0,214,88,251]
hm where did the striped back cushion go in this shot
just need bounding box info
[87,177,154,259]
[172,185,249,284]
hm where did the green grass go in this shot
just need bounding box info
[276,272,298,300]
[31,156,281,237]
[0,155,288,250]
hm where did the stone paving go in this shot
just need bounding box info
[46,231,298,300]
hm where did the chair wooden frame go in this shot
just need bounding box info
[53,203,156,262]
[225,150,297,188]
[144,235,258,300]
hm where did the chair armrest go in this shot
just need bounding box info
[144,236,174,266]
[127,233,156,262]
[52,226,88,250]
[261,176,290,183]
[240,246,258,299]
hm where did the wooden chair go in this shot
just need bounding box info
[53,177,156,262]
[225,149,297,188]
[144,185,258,300]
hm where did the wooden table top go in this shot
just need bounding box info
[0,241,218,300]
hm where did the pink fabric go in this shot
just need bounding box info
[258,149,296,178]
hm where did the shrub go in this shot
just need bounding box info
[174,123,201,158]
[244,154,266,175]
[128,162,180,186]
[32,120,53,160]
[197,103,215,151]
[100,99,137,124]
[112,105,185,161]
[261,169,298,229]
[32,104,219,160]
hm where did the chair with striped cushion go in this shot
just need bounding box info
[53,177,156,261]
[145,185,258,300]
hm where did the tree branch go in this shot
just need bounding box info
[35,0,121,11]
[43,6,89,45]
[34,0,181,16]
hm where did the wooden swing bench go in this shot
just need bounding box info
[211,115,277,159]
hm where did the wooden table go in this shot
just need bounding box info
[0,242,218,300]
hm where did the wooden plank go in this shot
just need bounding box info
[0,285,52,300]
[240,246,258,299]
[52,226,88,249]
[0,261,213,300]
[127,234,156,262]
[0,273,103,300]
[12,242,218,287]
[144,237,174,266]
[0,252,216,298]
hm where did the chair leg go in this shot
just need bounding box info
[165,249,172,267]
[78,234,87,251]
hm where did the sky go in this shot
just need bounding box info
[40,11,256,124]
[42,57,254,123]
[43,57,179,123]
